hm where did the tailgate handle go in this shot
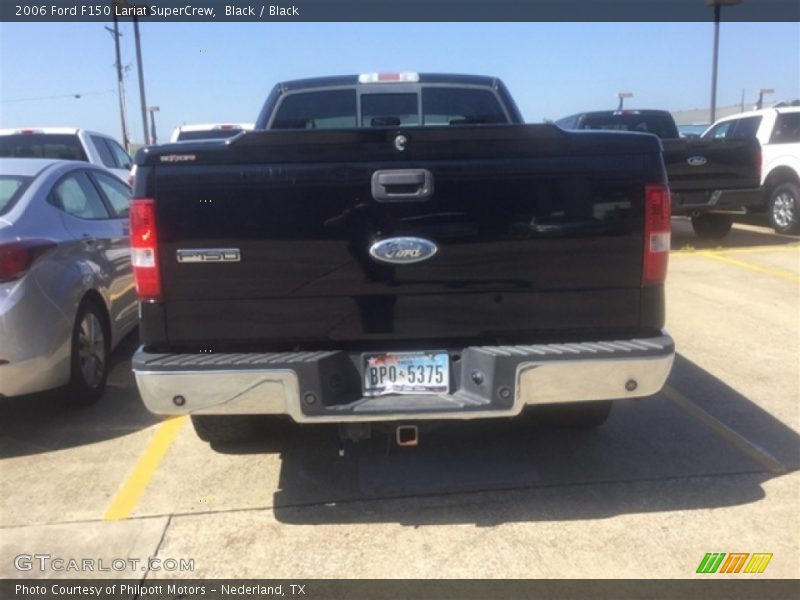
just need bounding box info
[371,169,434,202]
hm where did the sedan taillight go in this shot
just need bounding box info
[0,239,57,282]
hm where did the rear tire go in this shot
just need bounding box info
[191,415,260,444]
[768,182,800,234]
[528,401,613,429]
[66,299,110,406]
[690,214,733,239]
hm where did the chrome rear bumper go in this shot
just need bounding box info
[133,333,675,423]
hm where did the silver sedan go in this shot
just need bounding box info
[0,159,137,403]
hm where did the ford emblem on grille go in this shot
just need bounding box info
[369,237,438,265]
[687,155,708,167]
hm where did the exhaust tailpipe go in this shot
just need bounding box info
[395,425,419,447]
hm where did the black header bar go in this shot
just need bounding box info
[2,0,799,23]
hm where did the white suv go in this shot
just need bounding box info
[704,107,800,234]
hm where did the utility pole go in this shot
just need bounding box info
[132,13,149,145]
[706,0,743,124]
[105,16,129,151]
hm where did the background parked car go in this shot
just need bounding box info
[0,128,132,184]
[169,123,254,142]
[703,107,800,234]
[677,123,709,139]
[0,158,137,403]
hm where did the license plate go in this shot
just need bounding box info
[363,351,450,396]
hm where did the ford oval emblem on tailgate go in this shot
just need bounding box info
[369,237,438,265]
[687,155,708,167]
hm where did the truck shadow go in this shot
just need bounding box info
[213,353,800,525]
[671,217,798,251]
[0,330,159,458]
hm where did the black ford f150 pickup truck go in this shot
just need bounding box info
[555,109,762,239]
[131,73,675,446]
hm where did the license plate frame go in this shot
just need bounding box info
[363,351,450,396]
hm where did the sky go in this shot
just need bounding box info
[1,21,798,145]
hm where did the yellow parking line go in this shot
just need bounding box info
[672,244,800,256]
[716,245,800,256]
[663,386,786,475]
[102,416,187,521]
[698,251,800,283]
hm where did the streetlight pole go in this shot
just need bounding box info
[706,0,742,124]
[147,106,160,144]
[756,88,774,110]
[616,92,633,110]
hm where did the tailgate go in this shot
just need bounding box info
[662,137,761,192]
[140,125,664,347]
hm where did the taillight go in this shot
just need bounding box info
[0,239,56,282]
[643,184,671,285]
[130,197,162,301]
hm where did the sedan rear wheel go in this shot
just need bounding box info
[66,300,110,406]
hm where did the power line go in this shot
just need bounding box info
[1,91,110,103]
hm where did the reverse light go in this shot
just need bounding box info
[130,197,162,301]
[358,72,420,84]
[0,239,56,282]
[643,184,671,285]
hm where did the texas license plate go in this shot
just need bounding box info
[363,351,450,396]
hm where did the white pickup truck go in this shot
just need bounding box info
[0,127,132,184]
[169,123,254,142]
[704,107,800,234]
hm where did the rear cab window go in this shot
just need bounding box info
[578,113,679,139]
[270,86,509,129]
[272,89,358,129]
[0,134,88,161]
[422,88,508,125]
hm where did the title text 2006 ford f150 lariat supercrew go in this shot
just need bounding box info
[130,73,675,446]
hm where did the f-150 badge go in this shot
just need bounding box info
[177,248,241,263]
[369,237,438,265]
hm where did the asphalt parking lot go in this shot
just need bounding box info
[1,218,798,580]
